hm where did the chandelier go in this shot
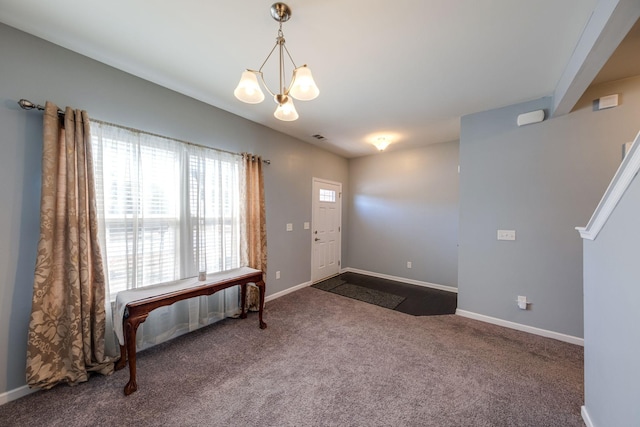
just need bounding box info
[234,3,319,121]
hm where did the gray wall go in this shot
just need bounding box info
[346,141,459,287]
[583,171,640,427]
[459,76,640,338]
[0,23,348,395]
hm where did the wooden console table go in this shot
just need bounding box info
[114,267,266,395]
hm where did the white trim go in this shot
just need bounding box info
[341,267,458,294]
[455,309,584,346]
[581,406,595,427]
[265,281,312,303]
[0,384,38,406]
[577,130,640,240]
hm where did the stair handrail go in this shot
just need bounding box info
[577,129,640,240]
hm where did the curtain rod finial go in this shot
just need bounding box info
[18,99,36,110]
[18,99,44,111]
[19,99,64,116]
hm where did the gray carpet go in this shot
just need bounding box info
[0,287,584,426]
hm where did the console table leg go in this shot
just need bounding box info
[257,280,267,329]
[123,318,143,395]
[239,283,247,319]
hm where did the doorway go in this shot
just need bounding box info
[311,178,342,283]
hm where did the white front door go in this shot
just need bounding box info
[311,178,342,283]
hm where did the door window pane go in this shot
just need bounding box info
[319,189,336,203]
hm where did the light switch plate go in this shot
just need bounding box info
[497,230,516,241]
[286,223,293,232]
[304,222,310,230]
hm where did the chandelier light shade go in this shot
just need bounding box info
[289,65,320,101]
[274,97,299,121]
[234,3,319,121]
[234,71,265,104]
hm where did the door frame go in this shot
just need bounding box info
[311,177,343,283]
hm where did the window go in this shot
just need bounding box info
[319,188,336,202]
[91,121,242,298]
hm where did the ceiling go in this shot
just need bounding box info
[0,0,615,158]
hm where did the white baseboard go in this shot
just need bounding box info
[340,267,458,294]
[455,309,584,346]
[0,384,38,406]
[265,280,312,303]
[581,406,595,427]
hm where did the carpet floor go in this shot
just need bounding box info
[313,272,457,316]
[0,287,584,427]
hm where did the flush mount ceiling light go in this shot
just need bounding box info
[234,2,319,121]
[373,137,391,151]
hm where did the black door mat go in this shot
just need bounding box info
[312,272,457,316]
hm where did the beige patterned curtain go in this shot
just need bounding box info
[242,154,267,310]
[26,102,114,389]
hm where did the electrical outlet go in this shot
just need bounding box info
[517,295,528,310]
[407,261,412,269]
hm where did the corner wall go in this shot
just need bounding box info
[0,23,348,396]
[582,162,640,427]
[458,76,640,339]
[346,141,459,288]
[583,158,640,427]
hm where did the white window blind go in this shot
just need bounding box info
[91,121,242,299]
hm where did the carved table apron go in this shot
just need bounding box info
[114,267,267,395]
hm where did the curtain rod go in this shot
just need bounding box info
[18,99,64,116]
[17,99,271,165]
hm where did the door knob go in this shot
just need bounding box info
[315,238,320,242]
